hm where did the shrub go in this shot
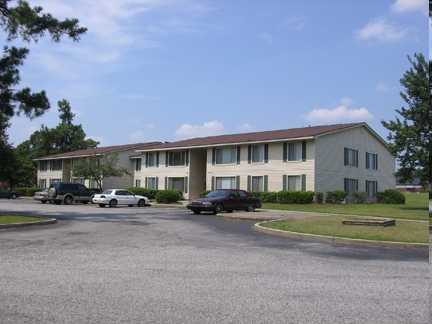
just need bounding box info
[352,191,368,204]
[124,187,159,199]
[315,192,324,203]
[156,190,181,203]
[199,190,211,197]
[326,190,346,204]
[277,190,314,204]
[376,189,405,204]
[15,187,41,197]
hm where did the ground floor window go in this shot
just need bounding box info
[366,180,377,197]
[251,176,263,191]
[344,178,358,196]
[168,177,184,191]
[39,179,47,188]
[135,179,141,187]
[51,179,61,184]
[216,177,236,189]
[72,178,84,184]
[147,177,157,189]
[287,175,301,190]
[89,179,98,188]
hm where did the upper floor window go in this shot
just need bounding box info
[51,159,62,171]
[167,151,188,166]
[39,161,48,172]
[366,152,377,170]
[215,147,238,164]
[147,152,159,167]
[283,141,306,162]
[135,159,142,171]
[248,144,268,164]
[344,147,358,167]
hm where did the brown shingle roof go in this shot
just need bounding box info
[34,142,162,160]
[138,123,369,151]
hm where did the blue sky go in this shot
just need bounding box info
[7,0,429,147]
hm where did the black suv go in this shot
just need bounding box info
[48,182,95,205]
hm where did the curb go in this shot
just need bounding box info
[0,216,57,229]
[254,222,429,250]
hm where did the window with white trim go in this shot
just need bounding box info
[251,145,264,163]
[344,148,358,167]
[288,175,301,190]
[147,177,157,189]
[148,152,158,167]
[216,177,236,189]
[167,151,186,166]
[72,178,84,184]
[288,143,302,161]
[168,177,184,191]
[39,179,47,188]
[366,152,377,170]
[39,161,48,172]
[135,179,141,187]
[216,147,237,164]
[251,176,263,191]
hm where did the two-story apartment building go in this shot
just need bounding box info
[34,142,162,190]
[134,123,395,200]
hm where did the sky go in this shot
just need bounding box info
[6,0,430,147]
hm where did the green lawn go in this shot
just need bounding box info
[262,192,428,221]
[260,216,428,244]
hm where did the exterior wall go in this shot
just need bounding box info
[314,125,395,197]
[101,150,135,190]
[206,141,315,192]
[188,149,207,199]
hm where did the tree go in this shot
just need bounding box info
[71,153,131,192]
[381,53,431,186]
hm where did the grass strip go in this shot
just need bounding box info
[0,215,48,225]
[260,216,428,244]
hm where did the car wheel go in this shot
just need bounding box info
[64,196,73,205]
[109,200,117,208]
[192,210,201,215]
[99,204,106,208]
[41,201,47,204]
[213,203,223,215]
[246,205,255,212]
[11,194,17,199]
[137,199,146,207]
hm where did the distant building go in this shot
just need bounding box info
[395,177,423,193]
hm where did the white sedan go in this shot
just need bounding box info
[91,189,150,208]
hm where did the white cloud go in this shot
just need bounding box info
[129,130,146,142]
[237,123,254,132]
[339,97,353,106]
[86,135,107,146]
[126,118,142,123]
[390,0,428,15]
[72,109,84,117]
[355,18,408,42]
[376,83,389,91]
[303,99,374,123]
[174,121,224,138]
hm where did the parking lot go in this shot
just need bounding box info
[0,199,429,323]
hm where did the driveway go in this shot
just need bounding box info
[0,199,429,323]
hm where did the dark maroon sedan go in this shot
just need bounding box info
[187,189,262,215]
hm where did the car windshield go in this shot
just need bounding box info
[102,190,113,195]
[206,190,229,198]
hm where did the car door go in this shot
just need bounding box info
[124,190,137,205]
[226,190,240,210]
[0,188,8,198]
[238,190,249,209]
[114,190,126,204]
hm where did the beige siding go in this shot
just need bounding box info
[206,141,315,192]
[315,125,395,195]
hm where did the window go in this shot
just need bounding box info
[344,148,358,167]
[288,175,301,190]
[215,147,237,164]
[135,159,141,171]
[147,152,158,167]
[216,177,236,189]
[72,178,84,184]
[51,160,62,171]
[39,179,47,188]
[366,152,377,170]
[167,151,187,166]
[51,179,61,184]
[147,177,157,189]
[251,176,263,191]
[288,143,302,161]
[252,145,264,163]
[344,178,358,196]
[283,174,306,191]
[168,177,184,191]
[39,161,48,172]
[89,179,98,188]
[135,179,141,187]
[366,180,377,197]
